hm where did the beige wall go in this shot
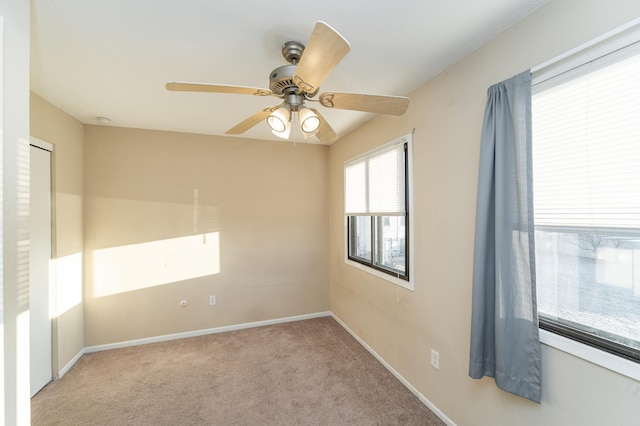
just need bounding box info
[83,126,329,346]
[25,0,640,423]
[329,0,640,425]
[30,93,85,376]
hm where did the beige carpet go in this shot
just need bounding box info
[31,317,445,425]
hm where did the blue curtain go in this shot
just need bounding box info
[469,70,541,403]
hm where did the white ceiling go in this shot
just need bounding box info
[30,0,549,143]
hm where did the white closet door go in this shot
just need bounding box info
[30,143,52,397]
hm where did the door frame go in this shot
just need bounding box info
[29,136,55,396]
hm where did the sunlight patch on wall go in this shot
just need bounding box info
[92,232,220,298]
[53,252,83,317]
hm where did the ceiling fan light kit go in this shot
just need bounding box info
[272,119,292,139]
[166,21,409,143]
[267,106,290,132]
[299,108,320,133]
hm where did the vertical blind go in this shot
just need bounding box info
[532,41,640,229]
[345,137,406,216]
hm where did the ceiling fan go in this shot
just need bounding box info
[166,21,410,144]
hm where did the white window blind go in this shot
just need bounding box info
[532,41,640,229]
[345,137,406,216]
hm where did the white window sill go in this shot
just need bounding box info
[345,259,414,291]
[539,329,640,382]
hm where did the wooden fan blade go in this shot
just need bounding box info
[293,21,350,94]
[166,82,272,97]
[319,92,409,116]
[311,109,338,144]
[226,105,281,135]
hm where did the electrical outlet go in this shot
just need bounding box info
[430,349,440,369]
[209,295,216,306]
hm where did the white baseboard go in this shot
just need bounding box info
[56,308,454,426]
[330,313,456,426]
[83,311,331,353]
[58,312,329,379]
[57,348,85,379]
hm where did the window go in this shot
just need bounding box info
[532,25,640,363]
[345,134,411,285]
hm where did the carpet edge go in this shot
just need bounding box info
[83,311,332,354]
[330,312,457,426]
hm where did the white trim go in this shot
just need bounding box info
[345,258,412,289]
[45,310,458,425]
[540,330,640,382]
[0,15,4,419]
[29,136,53,152]
[52,312,331,380]
[331,313,456,426]
[532,17,640,85]
[56,349,85,380]
[84,311,331,353]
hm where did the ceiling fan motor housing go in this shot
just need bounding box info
[269,64,319,98]
[269,65,298,96]
[269,41,319,98]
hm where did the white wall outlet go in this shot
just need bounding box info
[430,349,440,369]
[179,299,189,308]
[209,295,216,306]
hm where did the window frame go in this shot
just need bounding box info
[344,133,414,290]
[531,17,640,379]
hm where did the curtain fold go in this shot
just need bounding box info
[469,70,541,403]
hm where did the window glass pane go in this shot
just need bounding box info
[536,228,640,351]
[533,41,640,359]
[344,133,411,283]
[349,216,371,262]
[374,216,406,274]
